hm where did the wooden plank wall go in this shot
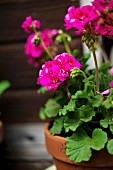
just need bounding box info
[0,0,82,123]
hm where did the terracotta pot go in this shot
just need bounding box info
[44,123,113,170]
[0,121,3,143]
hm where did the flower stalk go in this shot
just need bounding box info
[92,44,99,92]
[40,38,53,60]
[63,37,72,55]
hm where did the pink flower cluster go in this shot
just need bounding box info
[64,5,98,35]
[37,53,81,90]
[21,16,41,33]
[64,0,113,37]
[21,16,58,67]
[25,29,57,58]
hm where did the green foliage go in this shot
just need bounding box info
[65,128,107,162]
[59,99,75,116]
[50,117,64,135]
[39,98,61,119]
[37,86,48,94]
[107,139,113,154]
[79,53,91,70]
[72,49,79,58]
[91,95,103,107]
[0,81,10,95]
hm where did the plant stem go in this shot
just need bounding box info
[63,37,72,55]
[40,39,53,60]
[79,69,88,80]
[92,45,99,92]
[32,26,53,60]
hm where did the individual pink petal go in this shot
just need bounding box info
[97,89,110,95]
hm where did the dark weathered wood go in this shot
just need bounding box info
[3,160,54,170]
[0,0,80,43]
[3,123,51,160]
[1,90,53,123]
[0,43,38,89]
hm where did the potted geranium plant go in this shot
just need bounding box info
[21,0,113,169]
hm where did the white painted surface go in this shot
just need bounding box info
[45,165,56,170]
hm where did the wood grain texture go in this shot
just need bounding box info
[2,123,54,170]
[3,123,51,160]
[1,90,53,123]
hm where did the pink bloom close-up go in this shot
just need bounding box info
[110,81,113,88]
[92,0,109,13]
[21,16,40,33]
[25,33,43,58]
[64,5,98,35]
[37,53,81,90]
[41,29,57,48]
[25,28,57,60]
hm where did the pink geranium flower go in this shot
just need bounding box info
[25,29,58,64]
[92,0,113,12]
[25,33,43,58]
[21,16,40,33]
[37,53,81,90]
[64,5,98,35]
[110,81,113,88]
[92,0,109,13]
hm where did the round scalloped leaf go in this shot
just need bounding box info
[65,129,92,162]
[65,128,107,163]
[107,139,113,155]
[91,128,107,150]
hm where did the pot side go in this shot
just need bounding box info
[44,123,113,170]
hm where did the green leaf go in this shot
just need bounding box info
[59,99,75,116]
[0,81,10,95]
[39,107,47,120]
[91,129,107,150]
[100,113,113,128]
[45,99,61,118]
[78,105,96,122]
[65,128,107,162]
[64,114,82,132]
[107,139,113,154]
[66,129,92,162]
[63,104,95,132]
[37,86,48,94]
[72,49,79,58]
[79,53,90,66]
[50,117,64,135]
[71,90,87,100]
[91,94,103,107]
[110,125,113,134]
[102,98,113,109]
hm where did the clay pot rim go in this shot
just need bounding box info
[44,122,66,141]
